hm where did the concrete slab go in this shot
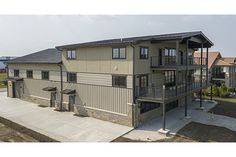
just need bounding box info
[124,99,220,141]
[0,92,133,142]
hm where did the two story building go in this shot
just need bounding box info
[7,31,214,131]
[194,51,236,89]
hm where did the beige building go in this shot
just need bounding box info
[7,31,214,130]
[194,51,236,88]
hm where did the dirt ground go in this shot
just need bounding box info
[209,100,236,118]
[113,122,236,142]
[0,116,57,142]
[0,122,38,142]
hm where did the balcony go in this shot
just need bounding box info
[212,73,226,79]
[136,81,207,102]
[151,56,207,69]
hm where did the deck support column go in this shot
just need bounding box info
[206,48,209,87]
[185,40,189,117]
[200,43,203,108]
[162,85,166,130]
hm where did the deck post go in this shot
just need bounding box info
[200,43,203,108]
[162,85,166,130]
[210,77,213,101]
[206,47,209,87]
[185,40,189,117]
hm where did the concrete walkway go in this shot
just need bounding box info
[0,92,132,142]
[124,99,236,141]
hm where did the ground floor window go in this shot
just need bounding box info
[67,72,77,83]
[14,69,19,77]
[26,70,33,78]
[112,75,127,88]
[140,102,160,114]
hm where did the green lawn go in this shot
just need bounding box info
[203,95,236,104]
[0,73,7,88]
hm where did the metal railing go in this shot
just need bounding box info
[211,73,226,79]
[151,56,207,68]
[136,81,207,100]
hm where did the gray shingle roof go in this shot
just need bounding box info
[7,48,61,64]
[56,31,214,50]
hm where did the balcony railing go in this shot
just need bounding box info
[151,56,207,68]
[212,73,226,79]
[136,81,207,100]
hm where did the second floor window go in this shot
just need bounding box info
[42,71,49,80]
[67,50,76,60]
[14,69,19,77]
[140,47,149,59]
[112,48,126,59]
[26,70,33,78]
[112,75,127,88]
[67,72,77,83]
[164,48,176,65]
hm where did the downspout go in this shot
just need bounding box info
[59,63,63,111]
[130,44,136,127]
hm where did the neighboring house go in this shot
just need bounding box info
[6,31,213,130]
[194,52,236,89]
[0,56,17,72]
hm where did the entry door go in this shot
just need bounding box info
[50,93,56,107]
[69,95,75,112]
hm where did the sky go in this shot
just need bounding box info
[0,15,235,57]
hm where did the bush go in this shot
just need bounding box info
[218,83,229,98]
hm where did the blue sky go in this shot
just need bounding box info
[0,15,235,57]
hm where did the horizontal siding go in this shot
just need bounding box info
[8,68,133,89]
[77,73,112,86]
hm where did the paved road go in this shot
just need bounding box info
[0,92,132,142]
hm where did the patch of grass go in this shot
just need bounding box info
[0,73,7,88]
[203,95,236,104]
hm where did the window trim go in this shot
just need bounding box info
[67,49,77,60]
[112,47,126,59]
[67,72,77,83]
[14,69,19,77]
[42,71,50,80]
[26,70,33,79]
[140,47,149,59]
[112,75,127,88]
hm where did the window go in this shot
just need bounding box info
[14,69,19,77]
[112,75,127,88]
[112,48,126,59]
[67,72,77,83]
[42,71,49,80]
[26,70,33,78]
[164,48,176,65]
[164,71,176,87]
[140,75,148,88]
[140,102,160,114]
[140,47,149,59]
[67,50,76,60]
